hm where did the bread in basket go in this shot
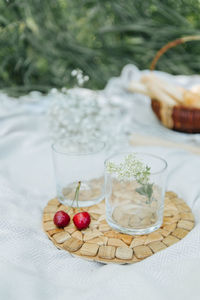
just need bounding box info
[128,36,200,133]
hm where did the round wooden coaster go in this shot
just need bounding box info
[43,191,195,264]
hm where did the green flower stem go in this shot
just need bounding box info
[136,183,153,204]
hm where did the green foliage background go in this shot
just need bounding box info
[1,0,200,95]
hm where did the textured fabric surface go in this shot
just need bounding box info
[0,65,200,300]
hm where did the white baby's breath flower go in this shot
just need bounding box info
[71,68,89,87]
[84,75,89,81]
[106,153,154,203]
[71,69,78,76]
[106,153,150,183]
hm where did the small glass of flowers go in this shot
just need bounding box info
[105,152,167,235]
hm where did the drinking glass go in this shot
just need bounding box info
[105,152,167,235]
[52,137,105,207]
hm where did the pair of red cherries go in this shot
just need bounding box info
[53,181,91,230]
[54,210,91,230]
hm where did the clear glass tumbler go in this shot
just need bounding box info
[105,152,167,235]
[52,137,105,207]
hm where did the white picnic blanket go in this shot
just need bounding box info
[0,65,200,300]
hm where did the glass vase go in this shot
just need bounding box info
[105,152,167,235]
[52,137,106,207]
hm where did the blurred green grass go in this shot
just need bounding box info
[1,0,200,95]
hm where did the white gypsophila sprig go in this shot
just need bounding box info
[106,153,153,204]
[106,153,154,203]
[106,154,150,183]
[47,88,122,146]
[71,69,89,86]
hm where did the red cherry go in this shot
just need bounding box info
[53,211,70,228]
[73,212,91,230]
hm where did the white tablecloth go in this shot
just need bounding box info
[0,65,200,300]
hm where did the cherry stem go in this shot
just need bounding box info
[67,181,81,213]
[75,181,81,211]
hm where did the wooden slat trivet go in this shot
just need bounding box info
[43,191,195,264]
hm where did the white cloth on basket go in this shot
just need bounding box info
[0,65,200,300]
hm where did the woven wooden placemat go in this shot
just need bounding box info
[43,191,194,264]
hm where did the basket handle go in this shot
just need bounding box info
[150,35,200,71]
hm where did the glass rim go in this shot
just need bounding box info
[104,151,168,175]
[52,138,106,156]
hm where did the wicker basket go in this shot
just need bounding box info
[150,36,200,133]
